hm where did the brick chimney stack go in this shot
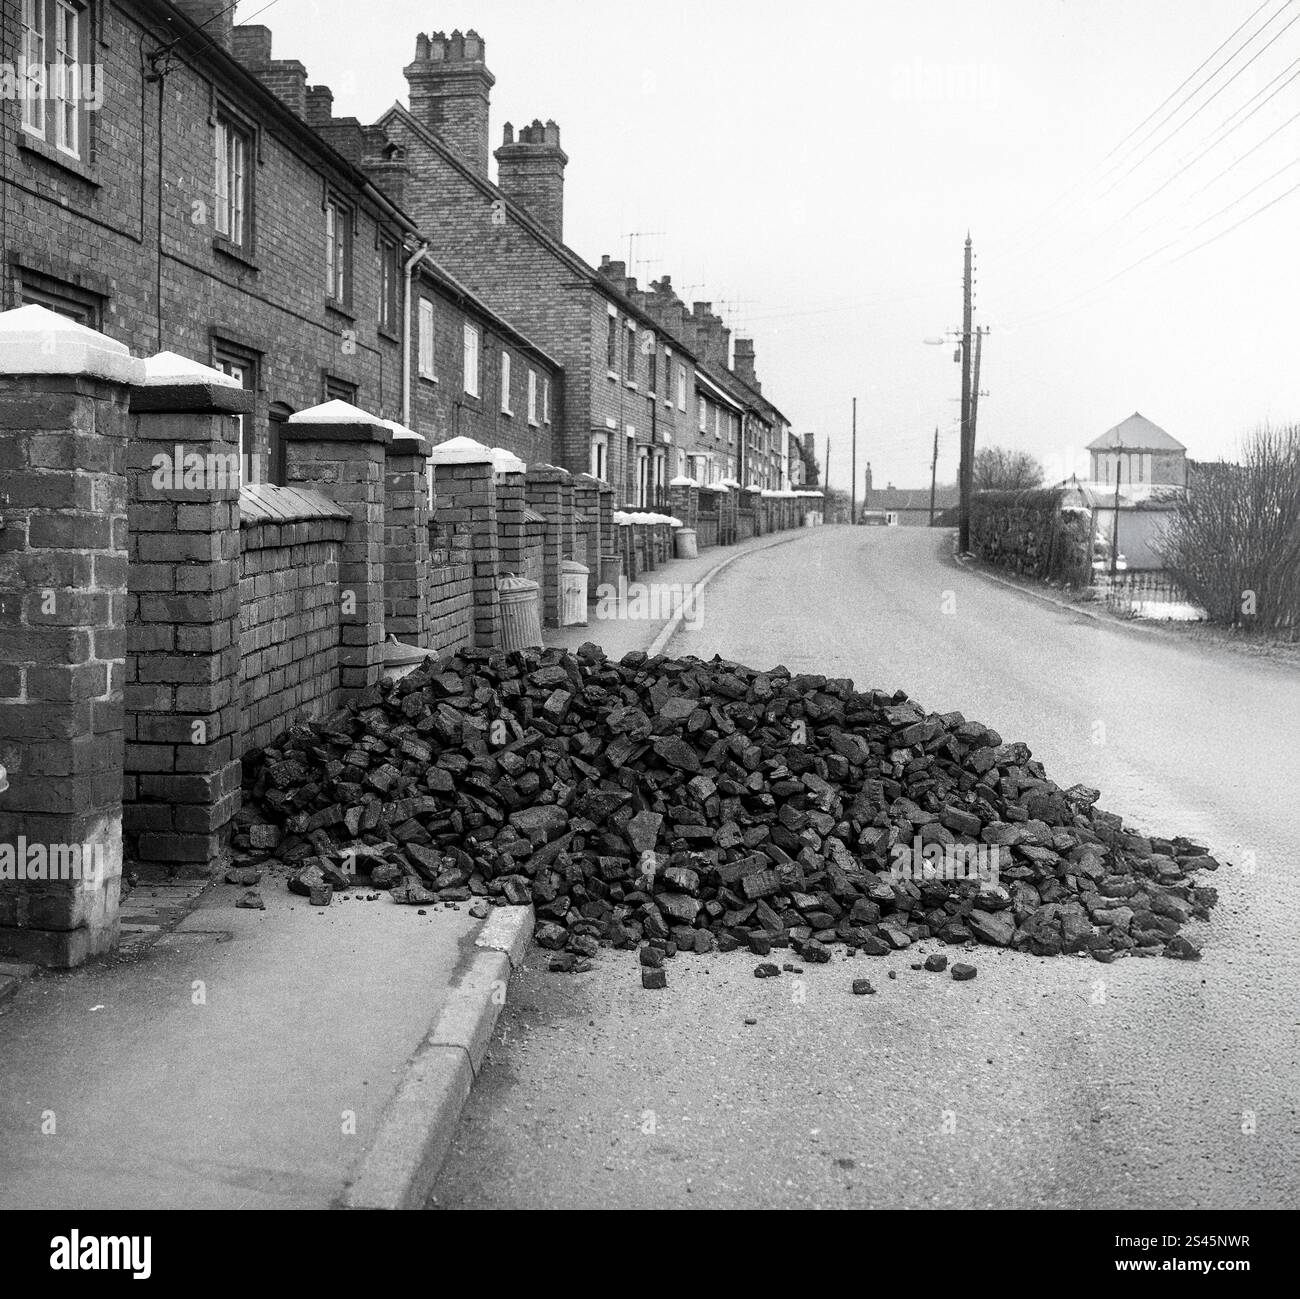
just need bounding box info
[405,30,495,175]
[495,119,568,241]
[231,25,308,118]
[733,338,760,392]
[171,0,235,51]
[692,302,730,371]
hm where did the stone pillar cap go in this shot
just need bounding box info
[428,434,494,465]
[289,398,385,426]
[668,475,697,487]
[0,303,144,384]
[141,351,240,387]
[490,446,526,473]
[377,417,428,448]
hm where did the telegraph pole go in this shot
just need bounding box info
[850,397,857,526]
[928,425,939,526]
[958,233,973,553]
[970,325,985,463]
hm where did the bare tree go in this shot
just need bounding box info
[974,446,1044,492]
[1159,424,1300,637]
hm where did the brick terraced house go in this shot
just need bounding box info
[0,0,560,477]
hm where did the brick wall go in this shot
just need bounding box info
[238,493,348,754]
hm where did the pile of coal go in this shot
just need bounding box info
[238,644,1220,966]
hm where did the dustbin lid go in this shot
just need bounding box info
[498,573,539,593]
[560,560,589,573]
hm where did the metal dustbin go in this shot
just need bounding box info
[560,559,589,627]
[598,553,623,600]
[498,573,543,651]
[381,633,436,684]
[674,527,698,559]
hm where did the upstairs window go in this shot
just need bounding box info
[624,322,636,382]
[606,312,618,371]
[647,340,657,394]
[214,115,250,248]
[500,350,512,414]
[325,197,351,305]
[418,298,436,378]
[463,323,480,397]
[21,0,91,159]
[543,377,551,424]
[378,236,399,333]
[527,369,538,425]
[677,364,687,411]
[698,396,707,433]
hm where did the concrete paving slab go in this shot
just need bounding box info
[0,881,489,1209]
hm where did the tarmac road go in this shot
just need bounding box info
[431,526,1300,1209]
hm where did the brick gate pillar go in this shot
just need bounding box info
[572,474,605,582]
[428,436,500,649]
[125,353,249,877]
[0,306,143,966]
[491,447,527,578]
[525,464,574,628]
[283,401,390,696]
[381,421,431,647]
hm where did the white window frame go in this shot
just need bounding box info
[527,368,538,425]
[214,116,249,246]
[214,357,255,486]
[698,395,707,434]
[52,0,79,156]
[418,298,437,379]
[20,0,46,139]
[500,350,513,414]
[543,377,551,424]
[463,323,480,397]
[325,197,350,303]
[677,363,687,411]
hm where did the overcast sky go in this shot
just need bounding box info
[254,0,1300,489]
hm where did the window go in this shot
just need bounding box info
[215,115,250,248]
[418,298,436,378]
[500,351,512,414]
[624,322,636,383]
[677,364,687,411]
[18,268,101,327]
[729,413,736,445]
[214,354,256,485]
[590,432,609,482]
[606,313,618,371]
[698,396,707,433]
[325,197,351,304]
[379,237,399,333]
[714,406,722,439]
[648,341,657,395]
[463,323,480,396]
[324,375,357,404]
[543,377,551,424]
[527,369,538,425]
[21,0,91,159]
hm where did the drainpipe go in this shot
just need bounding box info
[401,241,430,430]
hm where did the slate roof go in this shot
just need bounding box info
[1087,412,1185,452]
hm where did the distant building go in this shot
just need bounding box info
[862,463,959,525]
[1088,413,1187,488]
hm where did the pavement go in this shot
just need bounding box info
[547,525,816,660]
[432,524,1300,1210]
[0,868,531,1210]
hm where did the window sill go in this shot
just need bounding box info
[325,298,355,322]
[606,369,619,381]
[213,236,259,271]
[625,381,638,391]
[501,409,514,418]
[18,133,100,186]
[528,418,540,429]
[418,373,440,385]
[378,325,401,343]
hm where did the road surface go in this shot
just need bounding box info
[431,526,1300,1209]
